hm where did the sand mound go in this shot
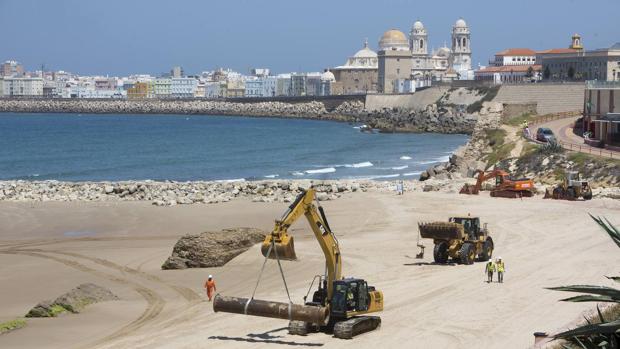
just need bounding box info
[162,227,266,269]
[26,283,119,317]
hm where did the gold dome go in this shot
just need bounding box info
[379,29,409,50]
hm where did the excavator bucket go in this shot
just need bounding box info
[459,183,478,195]
[261,234,297,260]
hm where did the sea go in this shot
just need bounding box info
[0,113,469,182]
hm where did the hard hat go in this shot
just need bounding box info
[208,274,213,278]
[497,257,502,260]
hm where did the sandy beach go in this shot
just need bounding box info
[0,191,618,349]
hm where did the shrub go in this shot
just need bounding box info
[0,319,26,334]
[466,86,500,114]
[547,215,620,348]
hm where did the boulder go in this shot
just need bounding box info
[26,283,118,317]
[161,228,267,269]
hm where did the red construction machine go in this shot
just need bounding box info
[460,169,535,198]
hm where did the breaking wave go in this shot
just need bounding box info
[305,167,336,174]
[344,161,373,168]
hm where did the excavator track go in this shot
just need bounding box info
[288,320,319,336]
[333,316,381,339]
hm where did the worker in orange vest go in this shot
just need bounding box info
[204,274,216,301]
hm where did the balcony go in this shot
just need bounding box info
[586,80,620,89]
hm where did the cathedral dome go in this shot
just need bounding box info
[455,18,467,28]
[321,70,335,81]
[353,40,377,58]
[379,29,409,51]
[436,47,451,57]
[413,21,424,30]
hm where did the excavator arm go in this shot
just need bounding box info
[261,188,342,299]
[214,186,383,339]
[460,169,509,195]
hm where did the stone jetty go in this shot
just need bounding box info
[0,98,476,134]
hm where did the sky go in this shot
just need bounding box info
[1,0,619,76]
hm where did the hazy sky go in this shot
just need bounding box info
[2,0,618,76]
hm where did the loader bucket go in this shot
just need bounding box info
[418,222,465,240]
[261,234,297,260]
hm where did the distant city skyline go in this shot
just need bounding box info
[2,0,619,76]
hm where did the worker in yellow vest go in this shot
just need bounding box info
[496,257,505,283]
[485,260,496,283]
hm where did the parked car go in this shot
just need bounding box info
[536,128,556,143]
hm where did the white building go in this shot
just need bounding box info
[490,48,537,66]
[276,74,292,96]
[194,81,206,98]
[171,78,197,98]
[154,78,171,98]
[262,76,277,97]
[319,70,335,96]
[2,77,43,96]
[305,72,322,96]
[205,81,223,98]
[244,78,263,97]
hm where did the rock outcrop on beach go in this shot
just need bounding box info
[419,101,502,181]
[0,98,475,134]
[162,228,266,269]
[26,283,119,317]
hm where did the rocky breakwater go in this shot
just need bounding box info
[0,179,380,206]
[0,98,476,134]
[351,103,477,134]
[0,98,333,118]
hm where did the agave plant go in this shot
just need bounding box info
[546,215,620,349]
[537,140,565,155]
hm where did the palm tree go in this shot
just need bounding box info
[547,215,620,348]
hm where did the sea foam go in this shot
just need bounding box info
[305,167,336,174]
[403,171,422,176]
[392,165,408,170]
[345,161,373,168]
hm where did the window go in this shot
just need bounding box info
[396,68,400,74]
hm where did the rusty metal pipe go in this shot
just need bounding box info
[213,294,327,324]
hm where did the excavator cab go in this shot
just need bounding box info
[330,279,370,318]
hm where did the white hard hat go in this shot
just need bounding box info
[497,257,502,260]
[208,274,213,278]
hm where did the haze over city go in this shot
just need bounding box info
[2,0,619,75]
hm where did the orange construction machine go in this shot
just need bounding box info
[460,169,535,198]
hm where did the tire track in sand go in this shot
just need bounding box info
[0,250,165,349]
[35,249,202,303]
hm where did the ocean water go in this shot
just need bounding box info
[0,113,468,181]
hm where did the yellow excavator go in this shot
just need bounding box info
[213,187,383,339]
